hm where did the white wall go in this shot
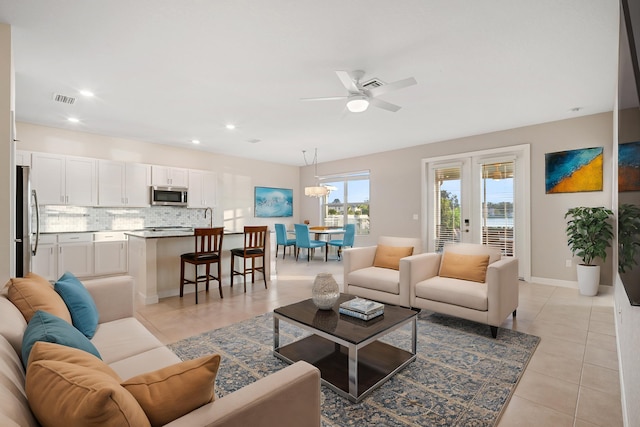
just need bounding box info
[15,122,300,233]
[301,112,614,286]
[1,24,13,282]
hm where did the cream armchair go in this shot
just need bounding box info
[343,236,423,307]
[402,243,519,338]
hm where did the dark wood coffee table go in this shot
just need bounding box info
[273,294,417,402]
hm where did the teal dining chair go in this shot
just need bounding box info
[328,223,356,260]
[275,223,296,259]
[294,224,327,262]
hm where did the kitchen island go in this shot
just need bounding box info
[126,229,275,304]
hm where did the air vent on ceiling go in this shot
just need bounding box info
[52,93,76,105]
[361,78,384,89]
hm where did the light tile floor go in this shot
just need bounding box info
[135,253,623,427]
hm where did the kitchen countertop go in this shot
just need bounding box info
[125,229,244,239]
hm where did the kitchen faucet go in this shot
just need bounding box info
[204,207,213,228]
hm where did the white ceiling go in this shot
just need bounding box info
[0,0,619,166]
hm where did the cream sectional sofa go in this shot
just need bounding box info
[0,275,321,427]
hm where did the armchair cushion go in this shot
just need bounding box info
[439,252,490,283]
[373,245,414,270]
[415,277,488,311]
[348,267,403,294]
[122,354,220,427]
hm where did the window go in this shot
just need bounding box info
[319,171,369,235]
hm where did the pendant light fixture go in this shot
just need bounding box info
[303,148,330,198]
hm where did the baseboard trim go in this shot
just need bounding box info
[529,276,578,288]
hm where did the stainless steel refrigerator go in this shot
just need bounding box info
[15,165,40,277]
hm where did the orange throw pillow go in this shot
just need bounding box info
[122,354,221,427]
[439,252,490,283]
[7,273,72,324]
[373,245,414,270]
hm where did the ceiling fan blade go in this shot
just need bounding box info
[301,96,347,101]
[369,97,401,112]
[368,77,417,97]
[335,70,359,93]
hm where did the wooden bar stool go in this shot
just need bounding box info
[180,227,224,304]
[230,226,268,292]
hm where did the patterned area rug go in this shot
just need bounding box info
[168,311,539,427]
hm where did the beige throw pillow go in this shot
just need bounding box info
[7,273,72,324]
[122,354,221,427]
[439,252,490,283]
[373,244,414,270]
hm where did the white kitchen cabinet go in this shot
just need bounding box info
[125,163,152,206]
[16,150,31,166]
[57,233,94,278]
[94,232,127,275]
[187,169,217,208]
[151,165,188,187]
[98,160,150,207]
[32,153,97,206]
[31,234,58,282]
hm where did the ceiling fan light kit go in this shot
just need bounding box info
[346,94,369,113]
[302,70,417,113]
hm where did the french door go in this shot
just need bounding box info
[423,145,530,280]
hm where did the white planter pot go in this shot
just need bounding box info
[576,264,600,296]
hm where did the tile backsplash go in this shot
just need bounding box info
[39,205,212,232]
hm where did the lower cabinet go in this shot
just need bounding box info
[58,233,94,278]
[94,232,128,275]
[32,235,57,282]
[31,232,128,280]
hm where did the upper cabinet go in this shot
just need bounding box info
[151,166,188,187]
[188,170,217,208]
[32,153,97,206]
[98,160,151,207]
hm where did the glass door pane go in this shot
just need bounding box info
[433,165,462,252]
[481,161,515,256]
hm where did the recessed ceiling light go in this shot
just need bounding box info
[79,90,94,97]
[225,124,236,130]
[67,117,80,123]
[191,139,200,144]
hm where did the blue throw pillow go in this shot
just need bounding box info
[54,272,99,339]
[22,310,101,369]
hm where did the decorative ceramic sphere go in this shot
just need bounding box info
[312,273,340,310]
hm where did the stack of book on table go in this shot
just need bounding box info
[339,297,384,321]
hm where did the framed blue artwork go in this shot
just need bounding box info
[545,147,603,193]
[254,187,293,217]
[619,141,640,192]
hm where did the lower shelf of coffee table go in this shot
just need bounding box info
[274,334,414,401]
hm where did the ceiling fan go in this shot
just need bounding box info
[301,70,417,113]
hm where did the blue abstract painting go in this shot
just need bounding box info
[545,147,603,193]
[619,141,640,192]
[254,187,293,217]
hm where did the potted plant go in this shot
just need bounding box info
[565,206,614,296]
[618,203,640,274]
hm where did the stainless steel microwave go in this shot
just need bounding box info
[150,186,188,206]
